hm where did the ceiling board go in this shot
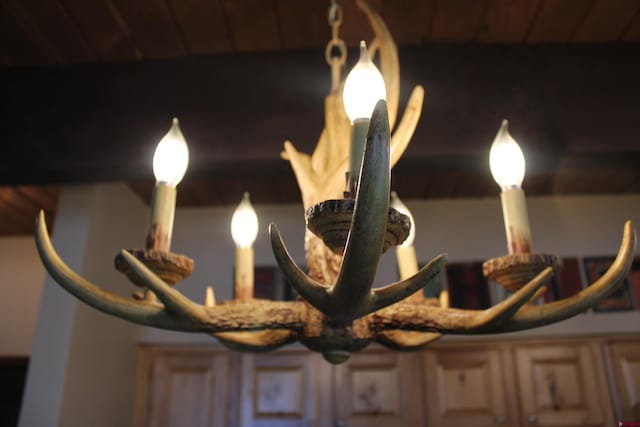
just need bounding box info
[19,0,96,64]
[573,0,640,41]
[380,0,436,45]
[0,186,59,235]
[276,0,330,49]
[337,0,381,46]
[60,0,141,61]
[526,0,593,42]
[221,0,281,52]
[0,1,58,66]
[621,6,640,40]
[167,0,232,54]
[114,0,187,58]
[430,0,488,42]
[480,0,540,42]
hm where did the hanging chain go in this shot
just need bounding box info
[325,0,346,91]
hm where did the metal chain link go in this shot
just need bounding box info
[325,0,346,90]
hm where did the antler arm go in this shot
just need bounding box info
[370,266,550,333]
[37,210,307,334]
[35,211,198,331]
[366,254,447,315]
[118,250,307,333]
[499,220,636,332]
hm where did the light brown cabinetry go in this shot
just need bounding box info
[237,348,418,427]
[423,340,617,427]
[238,350,329,427]
[134,346,233,427]
[333,350,421,427]
[605,339,640,421]
[513,342,613,427]
[422,346,517,427]
[134,336,639,426]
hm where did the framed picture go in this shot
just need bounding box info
[445,262,491,310]
[583,257,633,312]
[628,257,640,309]
[236,266,298,301]
[544,258,584,302]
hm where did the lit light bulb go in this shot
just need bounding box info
[342,41,387,123]
[153,118,189,187]
[391,191,415,247]
[231,192,259,248]
[489,119,526,190]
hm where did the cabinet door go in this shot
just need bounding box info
[137,349,231,427]
[514,343,612,427]
[605,339,640,421]
[239,350,329,427]
[332,350,421,427]
[423,347,513,427]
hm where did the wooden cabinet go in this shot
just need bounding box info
[605,339,640,422]
[422,339,618,427]
[238,350,329,427]
[237,348,419,427]
[134,337,639,427]
[422,346,516,427]
[134,346,232,427]
[333,350,421,427]
[513,342,613,427]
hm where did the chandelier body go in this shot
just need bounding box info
[35,1,637,364]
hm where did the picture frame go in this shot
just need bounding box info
[583,257,633,312]
[544,258,584,303]
[235,266,298,301]
[445,262,491,310]
[627,257,640,309]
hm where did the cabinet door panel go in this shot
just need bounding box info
[606,340,640,421]
[333,350,420,427]
[240,351,327,427]
[144,352,230,427]
[423,347,512,427]
[514,343,610,427]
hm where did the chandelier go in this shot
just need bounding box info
[35,0,636,365]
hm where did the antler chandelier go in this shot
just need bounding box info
[35,0,636,364]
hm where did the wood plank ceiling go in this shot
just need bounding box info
[2,0,640,65]
[1,0,639,235]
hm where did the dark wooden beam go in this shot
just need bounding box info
[1,44,639,201]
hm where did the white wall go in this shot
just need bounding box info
[0,236,45,355]
[19,184,148,427]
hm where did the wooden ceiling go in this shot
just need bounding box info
[1,0,640,65]
[1,0,640,235]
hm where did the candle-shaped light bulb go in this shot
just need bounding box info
[231,192,259,249]
[146,118,190,252]
[231,193,258,301]
[489,119,533,254]
[153,118,189,187]
[343,41,387,123]
[489,119,525,190]
[391,191,415,247]
[342,41,387,190]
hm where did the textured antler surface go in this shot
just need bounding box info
[37,211,307,336]
[498,220,637,332]
[370,266,551,333]
[272,102,446,325]
[35,211,193,331]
